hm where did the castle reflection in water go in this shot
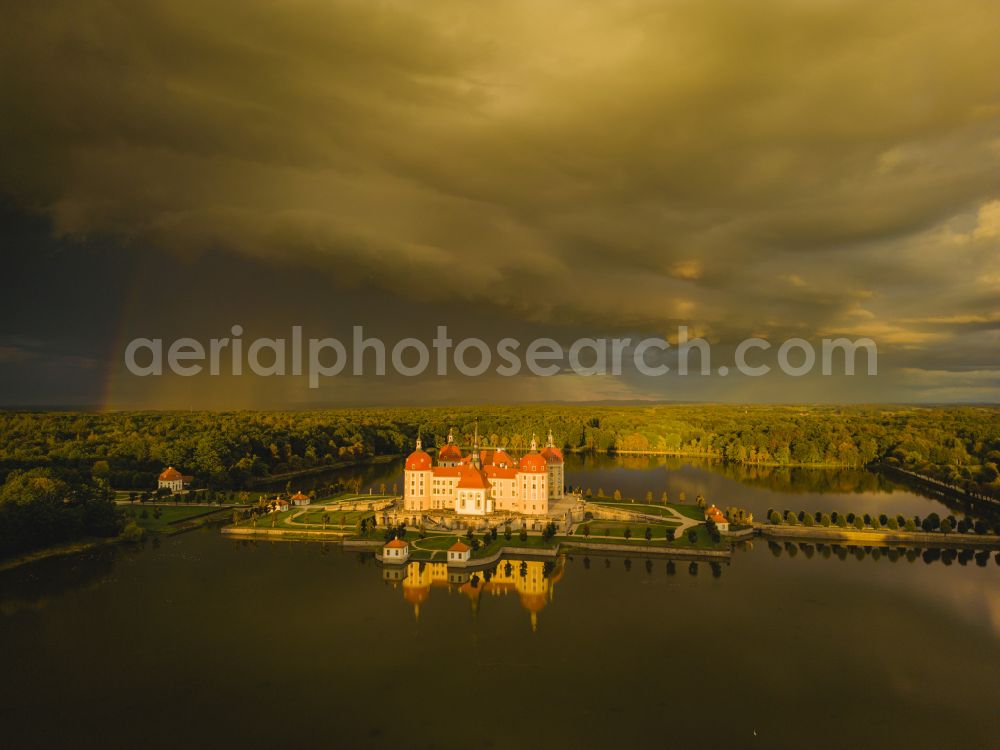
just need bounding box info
[377,541,1000,631]
[383,558,564,631]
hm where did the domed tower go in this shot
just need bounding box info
[437,427,463,466]
[404,435,432,512]
[517,434,549,515]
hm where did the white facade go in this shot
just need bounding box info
[383,539,410,562]
[403,431,562,517]
[447,542,471,564]
[157,467,188,493]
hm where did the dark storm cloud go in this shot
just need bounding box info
[2,0,1000,402]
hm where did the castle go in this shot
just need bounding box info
[403,429,565,517]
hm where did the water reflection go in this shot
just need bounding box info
[382,557,564,631]
[0,543,140,617]
[372,540,1000,630]
[4,525,1000,748]
[567,454,979,520]
[764,539,999,567]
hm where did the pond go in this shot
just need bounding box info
[2,456,995,749]
[1,526,998,749]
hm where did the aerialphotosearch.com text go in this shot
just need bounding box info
[124,326,878,388]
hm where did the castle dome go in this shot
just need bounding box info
[405,447,432,470]
[540,446,564,464]
[438,443,463,462]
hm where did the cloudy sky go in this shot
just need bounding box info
[2,0,999,407]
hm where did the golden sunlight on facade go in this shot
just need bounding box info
[403,428,565,517]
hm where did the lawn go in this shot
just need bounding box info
[665,523,728,550]
[477,532,558,554]
[122,504,226,533]
[404,530,559,559]
[591,501,705,521]
[574,521,680,541]
[239,508,379,532]
[390,523,728,560]
[295,509,374,526]
[313,493,396,507]
[402,532,460,551]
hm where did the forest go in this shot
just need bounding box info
[0,405,998,501]
[0,467,121,558]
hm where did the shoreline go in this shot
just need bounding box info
[222,524,732,560]
[874,462,1000,510]
[0,506,237,573]
[246,454,401,487]
[0,537,122,573]
[598,449,859,469]
[755,523,1000,549]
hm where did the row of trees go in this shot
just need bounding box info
[768,540,1000,567]
[767,509,997,535]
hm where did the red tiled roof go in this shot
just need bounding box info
[483,465,517,480]
[456,466,491,490]
[491,449,514,467]
[405,449,432,470]
[438,444,463,461]
[158,467,183,481]
[291,491,309,501]
[385,538,408,549]
[519,452,547,472]
[449,540,470,553]
[540,446,564,464]
[431,466,464,477]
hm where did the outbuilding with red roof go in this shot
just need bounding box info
[383,537,410,563]
[447,539,471,564]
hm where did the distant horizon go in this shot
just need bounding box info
[3,400,999,413]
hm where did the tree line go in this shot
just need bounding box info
[0,405,996,500]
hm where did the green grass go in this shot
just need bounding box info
[665,523,727,550]
[408,533,466,551]
[238,508,379,532]
[406,530,559,559]
[313,493,396,507]
[591,500,705,521]
[122,505,225,533]
[666,503,707,521]
[575,521,679,541]
[478,532,557,554]
[295,509,373,526]
[561,523,726,550]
